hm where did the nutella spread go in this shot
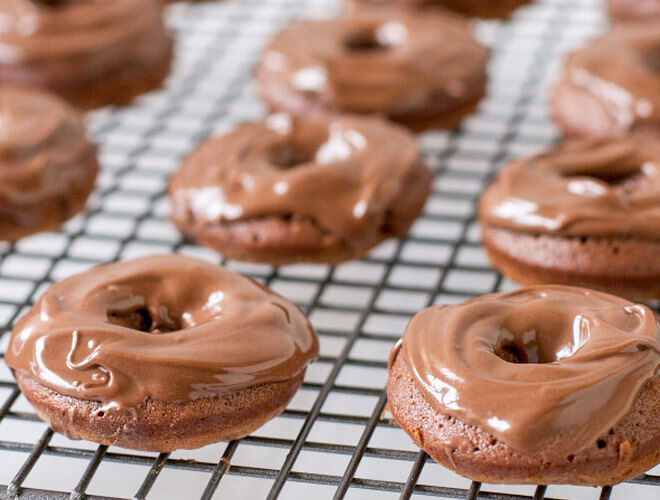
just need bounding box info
[256,8,489,116]
[0,0,170,89]
[170,113,424,245]
[563,24,660,132]
[393,286,660,454]
[6,255,319,408]
[479,137,660,239]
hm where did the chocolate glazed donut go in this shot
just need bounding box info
[255,8,489,131]
[6,255,319,451]
[0,86,98,241]
[388,286,660,485]
[346,0,533,19]
[478,137,660,300]
[552,24,660,140]
[169,113,432,264]
[0,0,173,109]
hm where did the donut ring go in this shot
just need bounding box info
[479,137,660,300]
[255,8,489,131]
[608,0,660,22]
[0,86,98,242]
[552,24,660,140]
[388,286,660,485]
[6,255,319,451]
[0,0,173,109]
[169,113,432,264]
[346,0,533,19]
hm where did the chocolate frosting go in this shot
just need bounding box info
[6,255,319,408]
[170,113,425,245]
[562,24,660,132]
[0,0,170,88]
[256,8,488,116]
[394,286,660,455]
[479,137,660,239]
[0,86,97,240]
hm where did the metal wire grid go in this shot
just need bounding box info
[0,0,657,498]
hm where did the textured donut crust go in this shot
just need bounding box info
[14,370,304,452]
[552,79,660,141]
[387,352,660,485]
[481,224,660,301]
[171,160,432,265]
[257,75,486,132]
[0,40,173,110]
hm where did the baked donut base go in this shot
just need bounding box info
[387,351,660,486]
[171,160,432,265]
[14,370,304,452]
[481,224,660,301]
[552,80,660,141]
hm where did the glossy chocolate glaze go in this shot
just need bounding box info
[479,137,660,239]
[256,8,489,119]
[170,113,426,245]
[0,0,171,104]
[0,86,97,241]
[6,255,319,408]
[393,286,660,455]
[561,24,660,133]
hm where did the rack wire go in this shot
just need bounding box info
[0,0,658,498]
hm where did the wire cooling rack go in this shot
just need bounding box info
[1,0,659,499]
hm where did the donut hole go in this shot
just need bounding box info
[269,144,318,168]
[645,48,660,72]
[344,31,388,52]
[562,165,643,187]
[493,341,562,364]
[107,305,181,334]
[344,21,407,53]
[495,314,590,364]
[493,343,528,364]
[269,123,360,168]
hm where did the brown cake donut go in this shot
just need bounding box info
[0,86,98,242]
[6,255,319,452]
[388,286,660,485]
[552,24,660,140]
[0,0,173,110]
[169,113,432,265]
[479,137,660,300]
[346,0,533,19]
[608,0,660,22]
[255,8,489,131]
